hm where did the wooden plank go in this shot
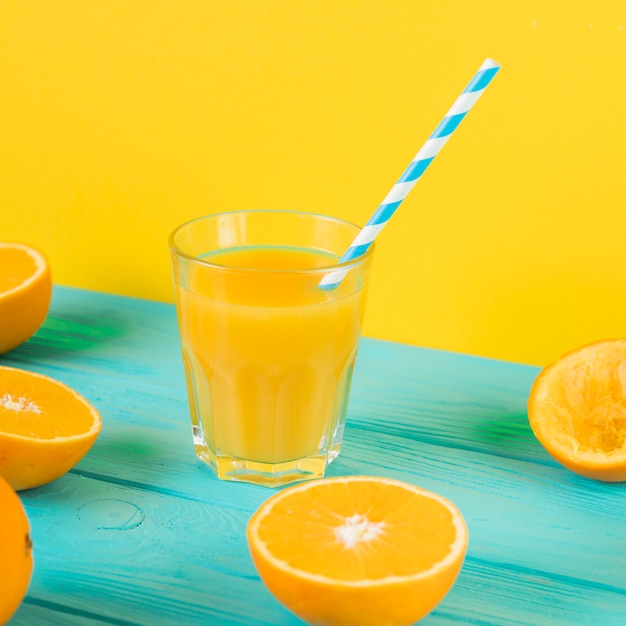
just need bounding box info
[14,474,301,626]
[3,286,626,625]
[12,468,626,626]
[12,600,110,626]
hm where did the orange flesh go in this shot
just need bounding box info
[256,480,458,581]
[0,368,98,439]
[538,346,626,455]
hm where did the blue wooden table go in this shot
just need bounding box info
[5,286,626,625]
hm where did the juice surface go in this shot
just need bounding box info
[201,245,337,269]
[176,246,368,464]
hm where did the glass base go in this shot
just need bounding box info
[194,442,338,488]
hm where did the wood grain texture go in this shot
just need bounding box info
[4,286,626,625]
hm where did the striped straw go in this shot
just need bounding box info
[320,57,501,289]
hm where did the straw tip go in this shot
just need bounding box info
[482,58,501,71]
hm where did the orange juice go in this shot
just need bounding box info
[175,245,369,473]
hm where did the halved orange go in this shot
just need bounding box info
[0,242,52,354]
[0,366,102,491]
[247,475,468,626]
[0,475,33,624]
[528,338,626,482]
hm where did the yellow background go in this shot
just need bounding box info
[1,1,625,365]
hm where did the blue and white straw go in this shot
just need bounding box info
[320,57,501,288]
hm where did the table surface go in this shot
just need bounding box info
[5,286,626,626]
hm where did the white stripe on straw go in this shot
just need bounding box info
[320,57,501,289]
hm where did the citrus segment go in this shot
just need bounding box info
[528,338,626,481]
[0,366,101,491]
[247,475,468,626]
[0,475,33,624]
[0,242,52,354]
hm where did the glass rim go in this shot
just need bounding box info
[168,209,375,274]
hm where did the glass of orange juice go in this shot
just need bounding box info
[169,210,374,487]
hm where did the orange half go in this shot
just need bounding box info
[0,366,102,490]
[247,475,468,626]
[0,475,33,623]
[0,242,52,354]
[528,338,626,481]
